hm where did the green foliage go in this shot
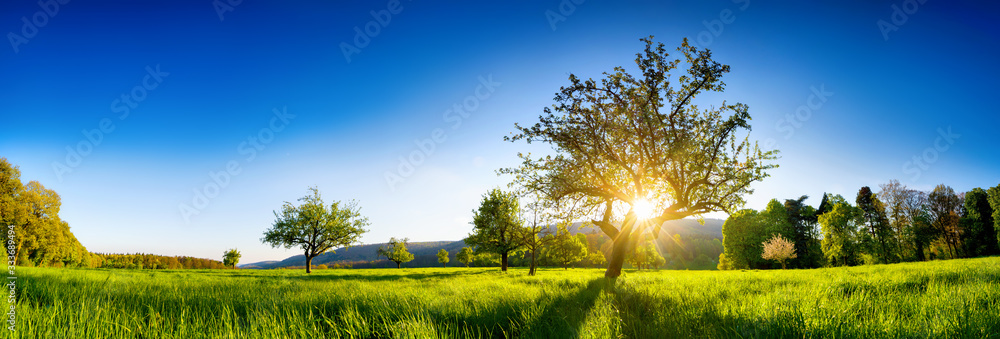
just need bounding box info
[0,157,92,268]
[628,240,665,270]
[586,251,606,268]
[962,187,999,256]
[261,187,370,273]
[94,253,226,269]
[989,184,1000,250]
[856,186,897,263]
[437,249,450,267]
[820,201,860,266]
[466,188,523,272]
[502,36,777,279]
[719,209,768,269]
[223,248,241,268]
[928,184,962,259]
[543,225,588,269]
[457,247,474,267]
[377,237,415,268]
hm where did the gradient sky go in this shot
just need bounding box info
[2,0,998,264]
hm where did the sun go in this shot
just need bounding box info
[632,198,657,220]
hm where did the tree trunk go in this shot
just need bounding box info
[305,255,312,274]
[396,262,401,269]
[529,249,537,276]
[604,215,637,280]
[501,252,508,272]
[605,234,630,279]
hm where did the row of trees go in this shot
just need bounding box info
[464,188,706,274]
[720,180,1000,269]
[95,253,228,269]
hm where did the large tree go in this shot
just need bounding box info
[466,188,524,272]
[502,37,777,280]
[988,184,1000,250]
[719,209,765,270]
[377,237,415,268]
[856,186,896,263]
[819,199,859,266]
[261,187,369,273]
[928,184,962,259]
[961,188,999,256]
[1,158,91,267]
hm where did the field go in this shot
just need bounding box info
[7,257,1000,338]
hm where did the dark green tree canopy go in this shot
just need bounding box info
[261,187,369,273]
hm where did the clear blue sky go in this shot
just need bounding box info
[2,0,998,264]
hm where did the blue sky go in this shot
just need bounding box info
[2,0,998,264]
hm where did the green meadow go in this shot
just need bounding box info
[7,257,1000,338]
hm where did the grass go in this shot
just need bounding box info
[4,257,1000,338]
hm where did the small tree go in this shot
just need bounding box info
[437,249,450,267]
[223,248,241,269]
[587,251,606,268]
[762,234,797,269]
[457,247,474,267]
[377,237,415,268]
[647,243,666,269]
[544,225,588,269]
[261,187,370,273]
[520,193,556,275]
[466,189,524,272]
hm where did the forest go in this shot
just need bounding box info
[720,180,1000,270]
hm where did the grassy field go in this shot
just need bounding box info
[5,257,1000,338]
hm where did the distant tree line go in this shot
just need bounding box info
[93,253,227,269]
[720,180,1000,269]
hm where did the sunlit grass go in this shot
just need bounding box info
[5,257,999,338]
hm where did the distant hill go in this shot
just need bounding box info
[241,218,724,269]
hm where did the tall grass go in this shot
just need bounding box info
[4,257,999,338]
